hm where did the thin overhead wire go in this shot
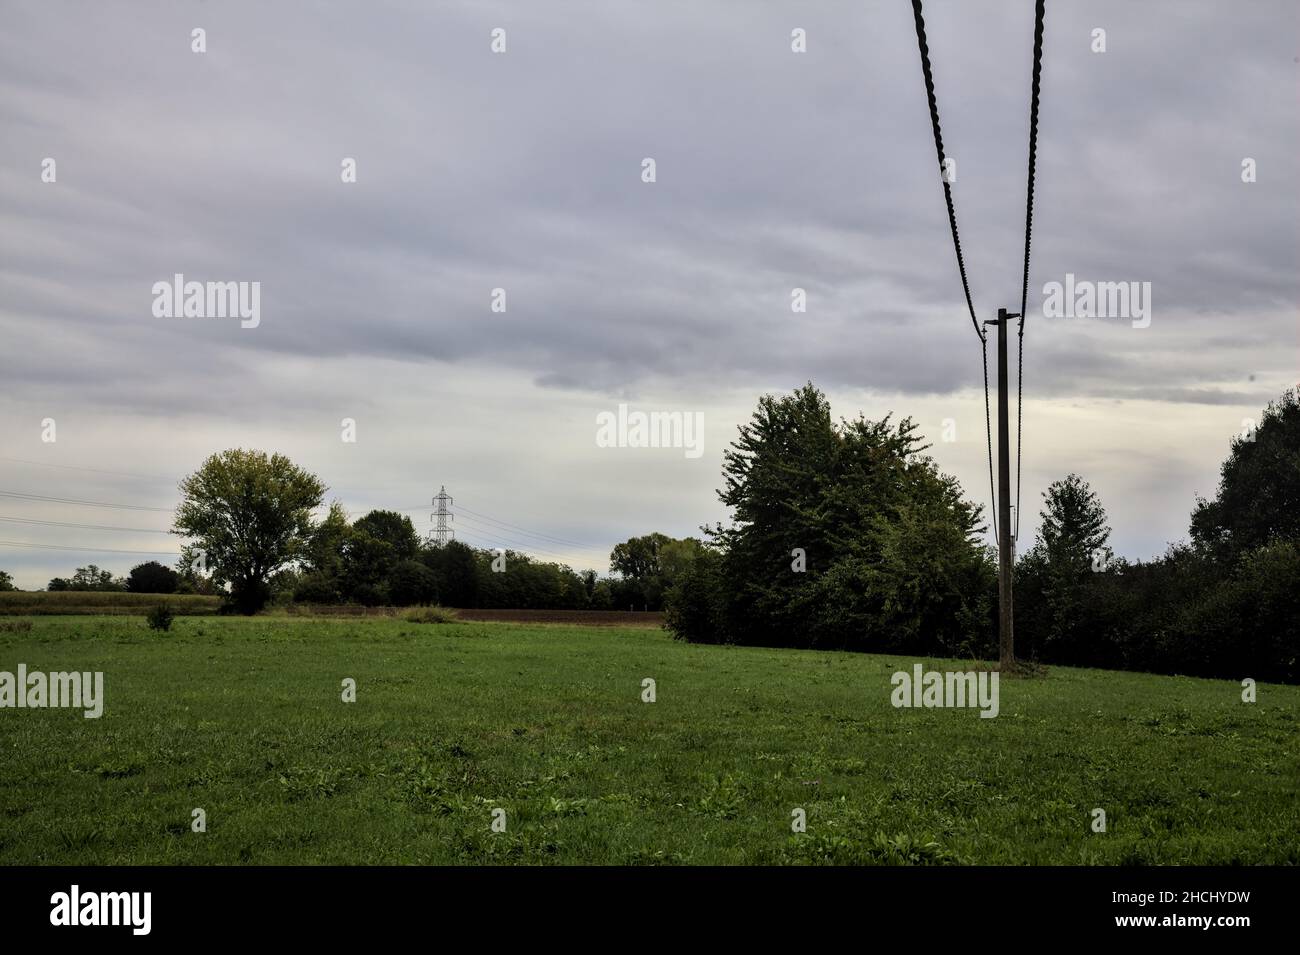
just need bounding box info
[0,456,175,482]
[0,459,607,567]
[0,515,172,534]
[2,456,608,559]
[0,489,175,513]
[0,483,608,566]
[0,539,180,556]
[390,504,608,563]
[449,503,599,552]
[981,339,998,541]
[1016,0,1046,539]
[911,0,997,535]
[910,0,982,342]
[911,0,1047,543]
[453,515,608,565]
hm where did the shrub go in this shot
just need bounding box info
[403,606,459,624]
[1174,541,1300,683]
[294,572,342,605]
[387,560,438,607]
[146,604,174,632]
[126,561,179,595]
[350,582,387,608]
[222,579,272,615]
[664,550,726,644]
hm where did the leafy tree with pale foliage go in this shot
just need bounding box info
[174,450,325,614]
[47,565,123,592]
[609,532,705,610]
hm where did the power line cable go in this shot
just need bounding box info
[344,505,608,564]
[0,539,180,556]
[452,519,603,556]
[453,503,599,551]
[0,456,176,482]
[911,0,998,536]
[0,477,610,564]
[2,457,607,554]
[981,339,998,540]
[453,516,609,564]
[910,0,982,342]
[0,515,173,534]
[0,489,175,513]
[402,501,600,552]
[1015,0,1046,539]
[454,529,604,569]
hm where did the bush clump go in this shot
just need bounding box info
[146,603,174,632]
[402,605,459,624]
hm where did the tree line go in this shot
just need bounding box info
[663,384,1299,684]
[7,383,1293,683]
[7,452,696,613]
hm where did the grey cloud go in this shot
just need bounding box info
[0,0,1295,586]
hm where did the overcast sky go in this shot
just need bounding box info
[1,0,1296,589]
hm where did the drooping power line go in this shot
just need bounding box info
[1016,0,1047,538]
[909,0,981,343]
[0,539,180,556]
[0,489,175,513]
[909,0,997,537]
[0,515,172,534]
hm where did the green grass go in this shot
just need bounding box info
[0,615,1296,865]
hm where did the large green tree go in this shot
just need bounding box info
[1016,474,1115,664]
[424,539,479,607]
[669,383,991,652]
[352,510,421,562]
[174,450,326,614]
[609,532,705,610]
[126,561,178,594]
[1191,389,1300,563]
[302,501,350,578]
[610,533,672,580]
[1037,473,1112,569]
[49,565,123,592]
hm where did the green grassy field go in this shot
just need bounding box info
[1,615,1296,865]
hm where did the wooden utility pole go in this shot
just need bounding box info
[987,308,1017,670]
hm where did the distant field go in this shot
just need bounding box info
[283,605,664,627]
[451,608,664,627]
[0,593,661,627]
[0,591,221,615]
[0,615,1296,865]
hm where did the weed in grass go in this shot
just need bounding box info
[402,606,459,625]
[277,766,349,802]
[146,604,175,632]
[785,831,964,866]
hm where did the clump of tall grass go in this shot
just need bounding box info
[402,606,459,624]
